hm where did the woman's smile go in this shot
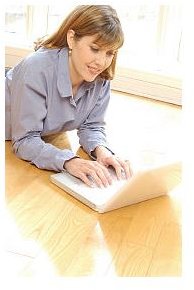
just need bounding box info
[87,65,102,76]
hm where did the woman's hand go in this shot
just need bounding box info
[94,146,132,180]
[64,157,113,188]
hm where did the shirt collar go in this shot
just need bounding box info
[57,48,72,98]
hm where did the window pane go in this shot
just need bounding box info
[5,5,27,45]
[47,5,75,34]
[117,6,159,60]
[113,5,182,77]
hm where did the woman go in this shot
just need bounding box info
[5,5,131,188]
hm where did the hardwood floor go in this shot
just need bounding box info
[5,91,182,277]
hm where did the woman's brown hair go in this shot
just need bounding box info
[35,5,124,80]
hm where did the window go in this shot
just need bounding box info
[110,5,182,104]
[5,4,182,105]
[115,5,182,77]
[5,5,27,46]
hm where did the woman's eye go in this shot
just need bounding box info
[90,46,99,52]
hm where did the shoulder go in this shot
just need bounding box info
[26,48,60,68]
[13,48,65,76]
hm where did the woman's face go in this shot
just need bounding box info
[67,30,116,85]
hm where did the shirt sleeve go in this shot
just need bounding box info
[77,80,113,157]
[10,61,75,172]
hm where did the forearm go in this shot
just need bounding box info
[78,126,107,153]
[13,135,76,171]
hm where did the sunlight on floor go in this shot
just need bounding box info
[4,210,57,277]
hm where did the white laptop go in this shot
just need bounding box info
[50,161,181,213]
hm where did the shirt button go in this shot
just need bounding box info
[70,97,76,106]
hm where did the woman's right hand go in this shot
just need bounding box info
[64,157,113,188]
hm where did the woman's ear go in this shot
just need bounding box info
[67,29,75,50]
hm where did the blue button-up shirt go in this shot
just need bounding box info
[5,47,111,171]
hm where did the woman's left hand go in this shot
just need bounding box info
[94,146,132,180]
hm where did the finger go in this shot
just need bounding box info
[79,173,98,188]
[117,159,132,179]
[110,160,124,180]
[97,157,125,180]
[125,160,133,177]
[95,167,113,187]
[90,162,113,186]
[90,165,113,188]
[75,160,113,187]
[87,171,107,188]
[108,158,130,180]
